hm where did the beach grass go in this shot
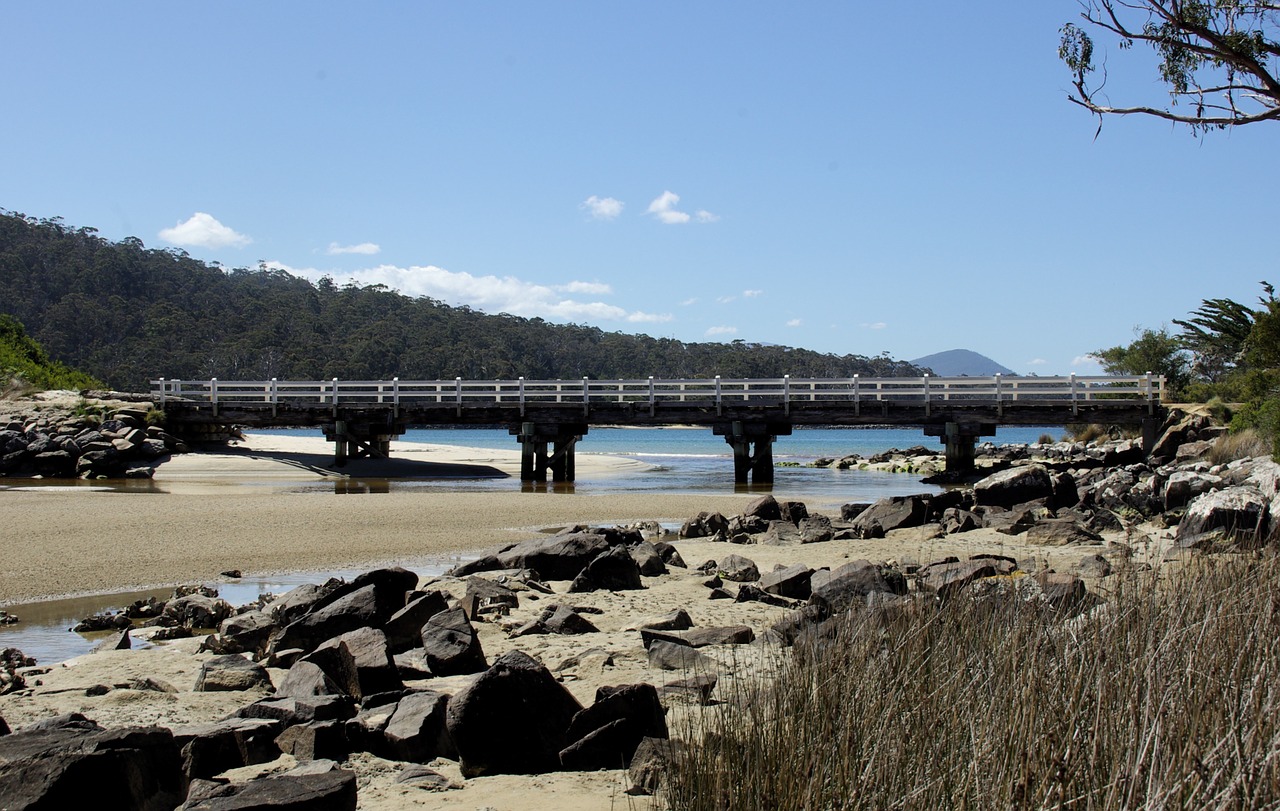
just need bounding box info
[664,555,1280,810]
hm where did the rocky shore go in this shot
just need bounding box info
[2,405,1276,808]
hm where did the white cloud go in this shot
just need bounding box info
[861,322,888,330]
[562,280,613,295]
[742,289,763,298]
[680,298,699,306]
[716,295,736,304]
[647,190,717,225]
[786,318,803,327]
[159,212,251,249]
[1072,355,1102,368]
[581,196,624,220]
[264,260,669,325]
[706,325,738,336]
[326,241,381,256]
[1027,358,1048,366]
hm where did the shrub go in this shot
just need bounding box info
[1208,429,1271,465]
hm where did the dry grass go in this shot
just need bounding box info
[1209,429,1273,466]
[665,558,1280,810]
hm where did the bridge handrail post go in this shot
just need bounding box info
[583,377,590,417]
[157,378,166,406]
[210,378,219,418]
[1146,371,1154,414]
[519,377,526,417]
[270,378,278,418]
[1070,373,1078,416]
[332,378,339,417]
[392,377,400,419]
[853,374,860,417]
[649,377,655,417]
[994,374,1002,417]
[783,375,790,416]
[715,376,722,417]
[924,375,930,417]
[456,377,463,417]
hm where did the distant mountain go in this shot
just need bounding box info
[911,349,1014,377]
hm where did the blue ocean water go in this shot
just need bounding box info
[255,424,1064,503]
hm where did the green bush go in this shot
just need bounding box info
[0,314,100,392]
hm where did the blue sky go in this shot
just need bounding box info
[4,3,1275,375]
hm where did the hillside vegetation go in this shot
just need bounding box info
[0,211,925,392]
[0,313,100,393]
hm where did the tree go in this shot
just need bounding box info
[1173,294,1258,380]
[1091,326,1192,395]
[1060,1,1280,131]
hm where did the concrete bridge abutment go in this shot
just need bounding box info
[924,421,997,475]
[511,422,588,483]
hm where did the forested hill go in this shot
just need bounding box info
[0,211,926,392]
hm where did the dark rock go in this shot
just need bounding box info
[420,607,487,677]
[445,650,583,777]
[214,610,276,657]
[636,609,693,632]
[848,495,931,536]
[446,554,502,577]
[770,603,832,646]
[274,720,350,763]
[383,590,449,654]
[678,511,728,539]
[735,583,797,607]
[1072,554,1113,578]
[384,690,455,763]
[808,560,907,613]
[272,584,381,654]
[647,640,716,672]
[840,502,871,521]
[916,559,1002,599]
[652,542,686,568]
[540,605,600,635]
[716,553,759,583]
[797,514,834,544]
[94,629,132,653]
[742,495,782,521]
[629,541,668,576]
[234,695,356,727]
[778,500,809,525]
[276,661,345,699]
[312,627,402,699]
[170,717,281,780]
[759,563,813,599]
[656,674,718,705]
[941,508,980,534]
[627,736,684,796]
[461,577,519,620]
[349,567,420,621]
[178,767,357,810]
[269,579,347,626]
[0,724,184,811]
[1034,572,1090,612]
[496,533,610,580]
[568,545,644,593]
[194,654,272,692]
[395,764,457,791]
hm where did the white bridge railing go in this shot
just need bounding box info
[152,374,1165,418]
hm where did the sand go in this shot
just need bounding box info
[0,431,1164,810]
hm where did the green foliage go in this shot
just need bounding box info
[1230,392,1280,455]
[0,211,928,390]
[1091,326,1190,396]
[0,313,101,392]
[1173,295,1257,381]
[1060,1,1280,131]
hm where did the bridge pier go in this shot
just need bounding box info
[511,422,587,483]
[323,419,403,467]
[715,421,792,484]
[924,421,996,474]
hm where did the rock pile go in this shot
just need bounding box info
[0,403,185,479]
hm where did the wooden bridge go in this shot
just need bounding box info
[151,374,1167,484]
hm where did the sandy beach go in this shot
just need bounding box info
[0,432,741,605]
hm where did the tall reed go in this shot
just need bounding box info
[665,558,1280,809]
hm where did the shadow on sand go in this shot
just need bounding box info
[224,446,509,481]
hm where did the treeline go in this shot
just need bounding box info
[0,211,924,392]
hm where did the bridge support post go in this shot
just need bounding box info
[512,423,588,483]
[323,416,406,467]
[1142,417,1161,456]
[715,421,791,485]
[924,422,996,475]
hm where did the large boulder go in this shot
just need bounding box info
[0,723,185,811]
[1175,486,1270,551]
[312,627,402,698]
[168,717,282,780]
[809,560,907,613]
[568,545,644,593]
[496,533,610,580]
[272,584,381,654]
[179,765,357,810]
[383,690,455,763]
[561,684,668,771]
[445,651,584,777]
[716,553,760,583]
[420,608,487,677]
[194,654,273,692]
[759,563,813,600]
[846,495,930,536]
[974,465,1055,508]
[383,590,449,654]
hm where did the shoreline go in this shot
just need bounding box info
[1,432,743,605]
